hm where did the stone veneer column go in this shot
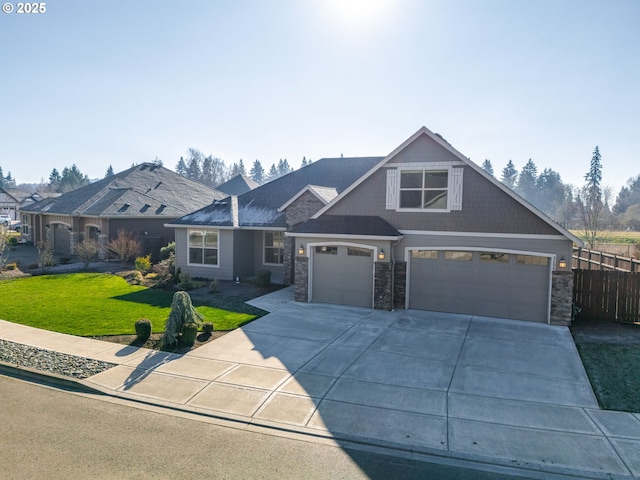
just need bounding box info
[282,236,293,285]
[393,261,407,310]
[294,256,308,303]
[550,271,573,326]
[374,262,392,310]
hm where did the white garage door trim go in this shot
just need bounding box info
[405,246,555,324]
[307,241,379,309]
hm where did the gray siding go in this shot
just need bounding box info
[326,136,561,236]
[174,227,235,281]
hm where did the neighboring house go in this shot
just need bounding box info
[169,127,580,325]
[0,187,31,221]
[215,174,259,196]
[21,163,226,260]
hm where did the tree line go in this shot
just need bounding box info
[482,147,640,245]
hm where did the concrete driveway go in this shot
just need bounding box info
[10,286,637,477]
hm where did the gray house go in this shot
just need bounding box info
[22,163,226,260]
[170,127,580,325]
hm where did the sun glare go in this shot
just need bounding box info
[319,0,397,34]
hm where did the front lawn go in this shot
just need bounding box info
[575,344,640,413]
[0,273,260,336]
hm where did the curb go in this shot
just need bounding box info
[1,362,634,479]
[0,361,107,395]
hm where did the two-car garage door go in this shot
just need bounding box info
[408,249,551,323]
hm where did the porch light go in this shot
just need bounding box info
[558,256,567,269]
[45,224,49,228]
[378,249,385,260]
[298,244,305,255]
[68,227,72,231]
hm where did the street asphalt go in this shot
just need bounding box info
[1,286,639,479]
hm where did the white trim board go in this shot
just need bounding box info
[399,230,569,241]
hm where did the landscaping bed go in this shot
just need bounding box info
[570,319,640,413]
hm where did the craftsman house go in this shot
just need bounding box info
[169,127,580,324]
[21,163,226,260]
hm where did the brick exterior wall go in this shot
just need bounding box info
[294,256,309,302]
[393,261,407,309]
[374,262,392,310]
[550,270,573,326]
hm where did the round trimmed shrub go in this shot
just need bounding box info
[202,322,214,334]
[181,323,198,345]
[256,269,271,286]
[135,318,152,342]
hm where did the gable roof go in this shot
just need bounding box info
[278,185,338,212]
[21,163,226,218]
[170,157,383,229]
[0,187,30,203]
[215,174,259,196]
[312,126,583,245]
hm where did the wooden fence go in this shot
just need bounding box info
[573,270,640,323]
[572,247,640,272]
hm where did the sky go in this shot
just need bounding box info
[1,0,638,196]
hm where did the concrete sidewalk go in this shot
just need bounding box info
[1,287,639,479]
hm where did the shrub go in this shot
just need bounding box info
[8,236,18,247]
[27,263,38,270]
[202,322,214,334]
[121,270,144,285]
[107,229,141,267]
[60,256,72,265]
[37,241,55,272]
[134,318,152,342]
[135,254,152,273]
[181,323,198,345]
[209,279,219,293]
[151,253,175,288]
[160,241,175,260]
[176,273,206,291]
[75,239,99,269]
[256,269,271,286]
[162,291,204,346]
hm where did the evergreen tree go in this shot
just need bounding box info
[238,159,246,175]
[4,172,15,188]
[576,146,605,248]
[536,168,566,215]
[0,166,4,188]
[481,159,494,176]
[277,158,292,177]
[266,163,279,183]
[249,160,265,184]
[186,148,203,181]
[152,156,163,167]
[58,164,90,193]
[501,160,518,189]
[105,165,114,178]
[201,156,214,187]
[209,156,228,186]
[613,175,640,215]
[516,159,538,203]
[49,168,61,190]
[175,157,187,177]
[301,157,308,168]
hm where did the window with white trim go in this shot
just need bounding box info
[188,229,219,266]
[399,169,449,210]
[264,231,284,264]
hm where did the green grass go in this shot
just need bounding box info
[0,273,258,336]
[571,230,640,245]
[576,343,640,412]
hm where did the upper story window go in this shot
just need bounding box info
[264,231,284,264]
[188,229,219,266]
[399,169,449,210]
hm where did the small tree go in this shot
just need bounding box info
[107,229,141,267]
[162,291,204,346]
[75,239,99,270]
[37,241,55,273]
[0,231,9,270]
[576,146,606,248]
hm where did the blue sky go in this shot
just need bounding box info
[1,0,638,196]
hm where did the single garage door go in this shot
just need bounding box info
[311,245,374,308]
[53,224,71,254]
[408,250,550,322]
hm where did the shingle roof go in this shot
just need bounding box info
[291,215,402,237]
[215,174,259,196]
[172,157,383,228]
[21,163,226,218]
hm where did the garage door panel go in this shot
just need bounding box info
[409,250,550,323]
[312,246,373,309]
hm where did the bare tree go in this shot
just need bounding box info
[74,239,99,270]
[107,229,141,267]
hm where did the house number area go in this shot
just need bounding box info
[2,3,47,14]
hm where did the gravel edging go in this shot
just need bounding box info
[0,339,116,379]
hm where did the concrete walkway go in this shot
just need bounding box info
[1,287,639,479]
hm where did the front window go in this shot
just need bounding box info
[264,231,284,264]
[399,169,449,210]
[189,230,218,266]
